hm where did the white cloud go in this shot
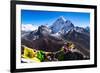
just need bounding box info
[22,24,38,31]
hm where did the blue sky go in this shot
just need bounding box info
[21,10,90,27]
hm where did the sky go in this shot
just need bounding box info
[21,10,90,28]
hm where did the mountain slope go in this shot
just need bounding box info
[21,25,65,52]
[64,28,90,58]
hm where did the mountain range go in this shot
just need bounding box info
[21,16,90,58]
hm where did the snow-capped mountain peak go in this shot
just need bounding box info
[58,16,66,22]
[50,16,74,33]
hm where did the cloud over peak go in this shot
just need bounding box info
[22,24,38,31]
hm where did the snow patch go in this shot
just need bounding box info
[22,24,38,31]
